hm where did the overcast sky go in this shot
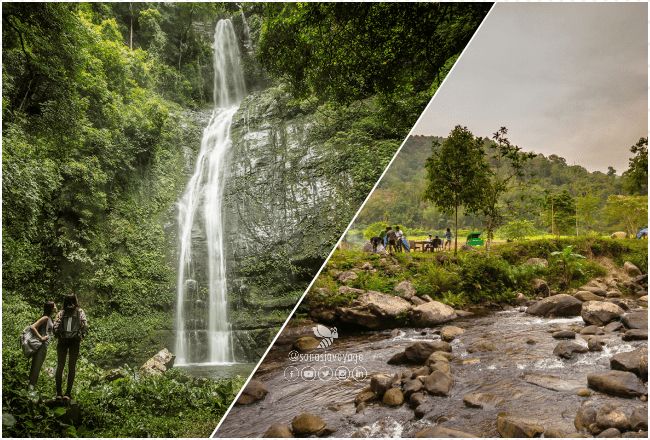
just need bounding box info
[413,2,648,173]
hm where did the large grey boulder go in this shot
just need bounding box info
[408,301,457,327]
[611,347,648,379]
[575,291,605,302]
[337,291,411,329]
[622,311,648,330]
[553,341,588,359]
[624,262,643,277]
[587,371,646,398]
[526,294,582,317]
[581,301,624,326]
[404,340,452,363]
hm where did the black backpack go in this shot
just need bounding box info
[57,309,81,340]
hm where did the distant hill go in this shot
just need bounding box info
[355,134,626,233]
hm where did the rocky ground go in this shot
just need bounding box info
[216,259,648,438]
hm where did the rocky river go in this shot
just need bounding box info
[216,281,647,437]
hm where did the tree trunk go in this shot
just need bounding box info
[454,204,458,256]
[129,3,133,50]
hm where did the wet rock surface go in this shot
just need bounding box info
[216,307,648,438]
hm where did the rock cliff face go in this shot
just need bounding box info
[223,85,344,360]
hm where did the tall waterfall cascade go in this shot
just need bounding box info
[175,19,245,365]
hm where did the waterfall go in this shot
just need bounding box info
[175,19,245,365]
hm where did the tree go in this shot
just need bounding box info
[576,194,602,234]
[605,195,648,236]
[544,190,576,236]
[424,126,489,254]
[623,137,648,195]
[480,127,536,252]
[497,219,539,241]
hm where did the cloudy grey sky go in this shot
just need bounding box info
[414,2,648,173]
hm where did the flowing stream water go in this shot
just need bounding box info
[175,19,245,366]
[215,308,647,437]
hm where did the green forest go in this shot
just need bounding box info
[2,3,490,437]
[355,132,648,242]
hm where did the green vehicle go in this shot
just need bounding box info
[466,231,484,246]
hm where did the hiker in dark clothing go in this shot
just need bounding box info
[28,301,57,389]
[385,227,398,254]
[53,294,88,401]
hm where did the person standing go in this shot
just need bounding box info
[444,228,452,250]
[53,294,88,401]
[28,301,57,389]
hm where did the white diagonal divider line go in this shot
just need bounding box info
[210,4,497,437]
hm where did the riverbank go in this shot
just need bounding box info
[215,237,647,438]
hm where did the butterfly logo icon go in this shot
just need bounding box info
[313,324,338,349]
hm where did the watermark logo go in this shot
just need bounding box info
[313,324,338,349]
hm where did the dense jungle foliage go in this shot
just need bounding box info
[357,134,648,238]
[2,2,490,437]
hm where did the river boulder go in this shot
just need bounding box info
[408,301,457,327]
[497,413,544,438]
[638,296,648,307]
[596,403,630,431]
[337,270,358,283]
[336,291,412,329]
[531,278,550,297]
[553,341,588,359]
[587,371,647,398]
[630,407,648,431]
[552,330,576,339]
[575,291,605,302]
[581,301,624,326]
[394,280,416,299]
[402,379,423,397]
[404,340,452,363]
[293,336,320,352]
[526,294,582,317]
[422,371,453,396]
[414,426,479,438]
[291,413,326,436]
[622,329,648,341]
[611,231,627,239]
[370,373,398,396]
[263,423,292,438]
[611,347,648,379]
[575,403,598,432]
[441,325,465,342]
[624,262,643,277]
[382,388,404,406]
[622,311,648,330]
[236,379,268,405]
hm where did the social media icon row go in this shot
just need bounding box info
[283,365,367,382]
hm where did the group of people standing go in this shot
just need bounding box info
[366,226,453,254]
[27,294,88,402]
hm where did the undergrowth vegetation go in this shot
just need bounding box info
[307,237,646,310]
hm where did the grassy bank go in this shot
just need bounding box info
[306,237,647,310]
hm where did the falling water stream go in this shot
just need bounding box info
[175,19,245,366]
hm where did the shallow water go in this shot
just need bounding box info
[176,362,255,380]
[215,308,647,438]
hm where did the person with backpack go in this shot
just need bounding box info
[53,294,88,401]
[28,301,57,390]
